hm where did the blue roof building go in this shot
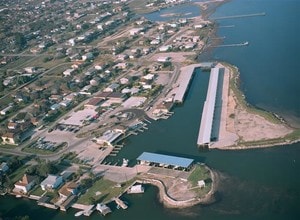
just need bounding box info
[137,152,194,169]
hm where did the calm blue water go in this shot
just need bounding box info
[1,0,300,219]
[143,3,201,21]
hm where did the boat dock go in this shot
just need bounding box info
[197,66,223,147]
[172,63,215,103]
[114,197,128,209]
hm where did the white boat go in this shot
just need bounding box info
[74,210,84,217]
[121,158,129,167]
[127,184,145,194]
[96,203,112,216]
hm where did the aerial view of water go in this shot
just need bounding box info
[1,0,300,219]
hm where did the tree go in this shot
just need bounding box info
[14,32,27,50]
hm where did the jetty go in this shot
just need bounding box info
[211,41,249,48]
[212,12,266,20]
[115,197,128,209]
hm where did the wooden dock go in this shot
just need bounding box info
[115,197,128,209]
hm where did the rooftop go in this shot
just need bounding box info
[137,152,194,168]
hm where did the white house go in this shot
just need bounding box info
[14,174,36,194]
[159,45,172,52]
[157,57,171,62]
[63,69,75,77]
[82,52,94,61]
[40,174,63,191]
[129,28,143,36]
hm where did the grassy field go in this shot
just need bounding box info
[77,178,136,205]
[188,164,210,187]
[9,164,30,184]
[30,186,45,197]
[187,164,212,197]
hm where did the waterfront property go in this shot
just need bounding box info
[197,67,223,147]
[137,152,194,170]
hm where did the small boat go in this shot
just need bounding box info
[96,203,112,216]
[243,41,249,46]
[74,210,84,217]
[127,184,145,194]
[121,158,129,167]
[16,195,22,198]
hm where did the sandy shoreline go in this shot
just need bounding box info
[211,63,300,150]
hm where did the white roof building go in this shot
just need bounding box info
[40,174,63,191]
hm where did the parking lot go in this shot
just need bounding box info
[29,137,59,151]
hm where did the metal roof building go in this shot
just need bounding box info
[137,152,194,169]
[197,67,221,146]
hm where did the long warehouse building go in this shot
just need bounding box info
[197,67,222,147]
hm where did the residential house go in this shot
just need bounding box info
[14,174,36,194]
[58,182,78,199]
[119,77,130,85]
[40,174,63,191]
[103,83,120,92]
[159,45,172,52]
[1,133,20,145]
[63,69,75,77]
[82,52,94,61]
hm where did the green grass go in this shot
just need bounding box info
[9,165,30,183]
[187,165,212,197]
[77,178,136,205]
[0,144,18,149]
[30,186,45,197]
[188,165,211,187]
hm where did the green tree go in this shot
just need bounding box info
[14,32,27,50]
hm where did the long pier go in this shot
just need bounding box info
[197,67,222,147]
[212,12,266,20]
[211,42,249,48]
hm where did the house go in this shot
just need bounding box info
[114,62,128,70]
[40,174,63,191]
[63,69,75,77]
[84,97,103,108]
[1,133,20,145]
[14,174,36,194]
[8,122,18,130]
[82,52,94,61]
[153,102,173,116]
[24,67,37,73]
[129,28,143,36]
[1,105,13,115]
[150,39,160,45]
[0,162,9,173]
[119,77,130,85]
[103,83,120,92]
[94,130,123,146]
[159,45,172,52]
[58,182,78,199]
[157,57,171,62]
[50,103,61,111]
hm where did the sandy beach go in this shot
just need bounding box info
[211,63,297,149]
